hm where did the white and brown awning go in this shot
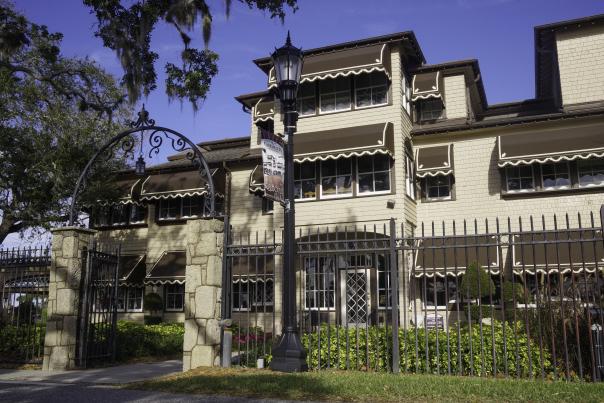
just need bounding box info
[269,44,391,88]
[145,251,186,285]
[415,145,453,178]
[497,125,604,167]
[97,177,144,206]
[411,71,442,101]
[253,96,274,122]
[119,255,146,287]
[413,235,500,277]
[511,230,604,275]
[294,122,394,163]
[140,169,224,200]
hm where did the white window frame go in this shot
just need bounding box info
[356,155,391,196]
[232,278,251,312]
[420,277,459,310]
[505,165,535,193]
[320,159,353,199]
[405,153,416,200]
[577,159,604,188]
[126,287,144,312]
[354,73,389,110]
[304,257,336,311]
[319,78,351,115]
[181,196,202,218]
[129,204,146,224]
[158,198,181,221]
[294,162,317,201]
[164,284,184,312]
[116,286,127,312]
[425,175,452,201]
[297,84,316,117]
[541,162,571,190]
[419,99,445,121]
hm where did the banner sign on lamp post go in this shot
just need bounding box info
[261,129,285,204]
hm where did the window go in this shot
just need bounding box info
[297,83,316,116]
[129,204,146,223]
[126,287,144,312]
[505,166,534,192]
[419,277,459,308]
[419,99,445,121]
[355,72,388,108]
[402,74,412,115]
[541,162,571,189]
[405,153,416,199]
[117,287,127,311]
[262,198,274,214]
[158,198,180,220]
[425,175,452,200]
[92,204,147,228]
[319,77,351,113]
[294,162,316,200]
[111,205,129,226]
[357,154,391,194]
[578,159,604,187]
[375,254,391,309]
[321,159,352,198]
[158,196,209,221]
[304,257,336,310]
[232,276,274,311]
[232,280,250,311]
[164,284,184,311]
[182,196,203,218]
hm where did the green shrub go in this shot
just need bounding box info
[0,324,45,362]
[460,262,495,299]
[115,320,184,361]
[144,315,163,325]
[144,293,163,314]
[302,320,552,378]
[501,281,525,304]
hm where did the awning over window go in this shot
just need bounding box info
[249,164,264,194]
[140,169,224,200]
[294,122,394,163]
[145,251,186,285]
[511,230,604,275]
[411,71,442,101]
[413,235,500,277]
[253,96,274,122]
[415,145,453,177]
[119,255,146,287]
[97,177,144,206]
[497,125,604,167]
[269,44,391,87]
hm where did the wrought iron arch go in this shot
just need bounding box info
[68,107,215,225]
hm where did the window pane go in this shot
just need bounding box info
[372,86,388,105]
[374,171,390,191]
[357,156,373,173]
[374,154,390,171]
[356,88,371,107]
[302,180,316,198]
[358,173,373,193]
[334,77,350,92]
[322,177,337,195]
[322,160,336,177]
[320,94,335,112]
[298,98,315,116]
[337,175,352,194]
[300,162,315,179]
[335,92,351,110]
[337,159,352,175]
[298,83,314,98]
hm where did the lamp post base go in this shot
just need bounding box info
[269,327,308,372]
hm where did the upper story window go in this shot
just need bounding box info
[355,72,388,108]
[158,195,218,221]
[405,153,416,200]
[541,162,571,190]
[402,73,412,116]
[505,166,535,193]
[158,198,180,220]
[297,83,316,117]
[294,162,316,200]
[110,205,129,226]
[92,204,147,228]
[357,154,391,195]
[578,159,604,187]
[425,175,452,201]
[319,77,351,114]
[182,195,204,218]
[418,99,445,122]
[321,159,352,198]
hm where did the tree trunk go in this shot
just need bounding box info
[0,216,16,245]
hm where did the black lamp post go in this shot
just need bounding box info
[269,32,308,373]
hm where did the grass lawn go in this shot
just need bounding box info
[128,367,604,402]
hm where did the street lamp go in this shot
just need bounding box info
[269,32,308,373]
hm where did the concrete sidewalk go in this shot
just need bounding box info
[0,360,182,384]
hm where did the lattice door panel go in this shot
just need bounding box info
[346,272,368,325]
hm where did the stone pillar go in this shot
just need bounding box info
[43,227,96,371]
[182,218,225,371]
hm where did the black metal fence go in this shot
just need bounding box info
[0,246,50,364]
[223,208,604,381]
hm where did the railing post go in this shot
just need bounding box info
[389,218,400,373]
[220,216,232,368]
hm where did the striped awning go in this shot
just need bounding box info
[253,96,274,122]
[119,255,146,287]
[415,145,454,178]
[412,71,442,101]
[248,165,264,194]
[96,177,144,206]
[140,169,224,200]
[145,251,186,285]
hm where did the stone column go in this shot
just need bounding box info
[182,218,225,371]
[43,227,96,371]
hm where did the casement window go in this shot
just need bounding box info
[92,204,147,228]
[405,153,416,200]
[402,74,412,116]
[541,162,571,190]
[294,162,316,200]
[357,154,391,195]
[425,175,452,201]
[164,284,184,311]
[182,195,203,218]
[505,166,535,192]
[158,196,210,221]
[304,257,336,310]
[232,276,274,311]
[321,159,352,198]
[126,287,144,312]
[158,198,180,220]
[355,72,388,108]
[111,205,129,226]
[419,277,459,309]
[577,159,604,187]
[262,198,274,214]
[297,83,316,117]
[319,77,351,113]
[418,99,445,122]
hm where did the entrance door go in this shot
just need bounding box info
[342,270,369,326]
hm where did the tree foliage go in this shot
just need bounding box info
[0,1,130,244]
[460,262,496,300]
[84,0,298,110]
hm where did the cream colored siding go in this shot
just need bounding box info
[228,163,276,232]
[415,118,604,231]
[557,24,604,105]
[444,75,467,119]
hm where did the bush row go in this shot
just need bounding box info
[115,320,184,361]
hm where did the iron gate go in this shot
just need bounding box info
[0,246,50,364]
[77,243,120,368]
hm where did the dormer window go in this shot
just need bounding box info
[319,77,351,114]
[418,99,445,122]
[355,72,388,108]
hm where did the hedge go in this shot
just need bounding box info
[115,321,184,361]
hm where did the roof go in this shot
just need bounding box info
[235,90,272,109]
[253,30,425,74]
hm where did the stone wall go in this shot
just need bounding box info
[43,227,96,371]
[182,218,225,371]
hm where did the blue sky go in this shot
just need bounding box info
[15,0,604,145]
